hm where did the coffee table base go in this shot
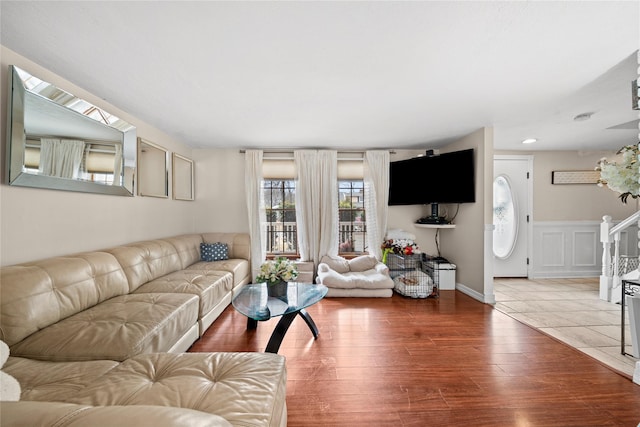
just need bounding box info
[246,308,320,353]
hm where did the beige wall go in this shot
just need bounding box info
[496,150,637,221]
[191,148,249,233]
[438,128,492,296]
[0,46,197,266]
[386,129,491,296]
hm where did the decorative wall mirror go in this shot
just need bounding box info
[172,153,194,201]
[5,65,136,196]
[137,138,168,198]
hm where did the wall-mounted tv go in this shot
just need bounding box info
[388,148,475,207]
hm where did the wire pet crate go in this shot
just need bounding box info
[386,253,439,298]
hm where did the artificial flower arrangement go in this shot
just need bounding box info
[381,238,420,263]
[255,256,299,285]
[595,144,640,204]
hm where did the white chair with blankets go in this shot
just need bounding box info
[315,254,394,297]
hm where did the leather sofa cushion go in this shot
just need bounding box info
[1,402,232,427]
[187,259,250,287]
[0,252,129,346]
[10,293,199,362]
[4,356,120,402]
[105,240,183,291]
[6,352,287,427]
[165,233,251,270]
[134,270,233,318]
[202,233,251,262]
[163,234,206,269]
[71,352,287,427]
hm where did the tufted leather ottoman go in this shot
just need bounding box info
[4,352,287,427]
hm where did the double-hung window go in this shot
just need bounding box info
[260,154,368,257]
[262,179,297,256]
[338,180,366,254]
[262,157,298,257]
[337,157,367,256]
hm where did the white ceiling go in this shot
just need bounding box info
[1,1,638,152]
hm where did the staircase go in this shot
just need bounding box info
[600,212,640,303]
[600,212,640,385]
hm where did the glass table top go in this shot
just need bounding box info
[232,282,328,321]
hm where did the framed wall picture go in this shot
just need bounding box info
[551,170,600,185]
[137,138,169,198]
[172,153,194,201]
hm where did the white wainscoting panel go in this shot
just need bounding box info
[532,221,638,278]
[573,231,597,267]
[540,231,564,267]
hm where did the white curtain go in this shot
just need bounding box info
[245,150,266,281]
[317,150,338,260]
[295,150,338,264]
[39,138,85,179]
[295,150,317,262]
[364,150,390,260]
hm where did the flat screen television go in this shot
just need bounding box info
[388,148,475,208]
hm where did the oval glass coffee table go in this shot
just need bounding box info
[232,282,328,353]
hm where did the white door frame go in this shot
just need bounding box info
[493,154,534,278]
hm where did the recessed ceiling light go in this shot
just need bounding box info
[521,138,537,144]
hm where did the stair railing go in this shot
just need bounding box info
[600,212,640,302]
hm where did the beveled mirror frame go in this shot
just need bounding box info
[137,138,169,198]
[172,153,194,201]
[5,65,136,196]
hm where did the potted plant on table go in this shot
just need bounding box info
[255,257,299,298]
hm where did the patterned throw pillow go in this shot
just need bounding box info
[200,242,229,262]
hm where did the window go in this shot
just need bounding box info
[263,180,298,255]
[22,140,119,184]
[16,67,129,129]
[338,180,366,254]
[258,155,368,257]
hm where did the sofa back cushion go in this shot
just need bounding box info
[106,240,182,292]
[0,252,129,346]
[200,233,250,262]
[162,234,204,269]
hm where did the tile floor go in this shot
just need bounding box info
[493,277,638,378]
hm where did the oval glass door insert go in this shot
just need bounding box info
[493,175,518,259]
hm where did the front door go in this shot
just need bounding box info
[493,156,532,277]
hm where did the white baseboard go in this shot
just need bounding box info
[456,283,494,304]
[531,271,602,279]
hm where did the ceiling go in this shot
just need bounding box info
[1,1,638,152]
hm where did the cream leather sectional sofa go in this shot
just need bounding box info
[0,232,288,427]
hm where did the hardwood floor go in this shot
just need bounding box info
[189,291,640,426]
